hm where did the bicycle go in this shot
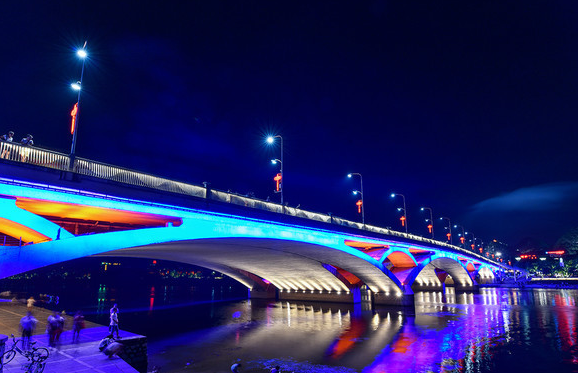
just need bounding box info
[1,334,49,372]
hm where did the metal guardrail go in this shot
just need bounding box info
[0,143,505,268]
[0,142,69,170]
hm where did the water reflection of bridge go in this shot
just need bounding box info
[0,146,510,306]
[171,288,572,372]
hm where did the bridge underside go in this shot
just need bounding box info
[93,237,412,305]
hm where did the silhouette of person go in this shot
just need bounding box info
[20,311,37,350]
[110,307,120,338]
[19,134,33,162]
[72,311,85,343]
[0,130,14,159]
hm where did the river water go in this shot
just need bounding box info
[2,276,578,372]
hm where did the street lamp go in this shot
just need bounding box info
[466,231,477,251]
[70,41,87,167]
[266,135,284,204]
[440,217,452,244]
[454,224,466,247]
[391,193,408,233]
[347,173,364,225]
[420,207,434,239]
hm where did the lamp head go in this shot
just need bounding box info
[347,173,352,178]
[71,81,81,91]
[353,190,359,196]
[271,159,277,165]
[390,193,395,198]
[266,136,275,144]
[77,49,87,59]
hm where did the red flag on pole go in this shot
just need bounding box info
[70,103,78,134]
[274,173,282,191]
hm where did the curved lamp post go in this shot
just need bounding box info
[454,224,466,247]
[70,42,87,167]
[267,135,284,204]
[466,231,477,252]
[420,206,434,239]
[440,216,452,244]
[347,173,364,225]
[391,193,408,233]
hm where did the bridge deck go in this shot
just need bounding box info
[0,302,139,373]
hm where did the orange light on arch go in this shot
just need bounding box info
[14,197,182,227]
[0,217,51,244]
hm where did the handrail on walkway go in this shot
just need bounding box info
[0,143,506,268]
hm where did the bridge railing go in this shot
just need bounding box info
[73,157,206,198]
[0,145,504,267]
[0,142,70,170]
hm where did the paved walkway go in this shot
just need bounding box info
[0,301,139,373]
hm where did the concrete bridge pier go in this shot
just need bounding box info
[249,287,278,300]
[373,285,415,308]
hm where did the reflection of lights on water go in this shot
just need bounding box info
[149,286,155,312]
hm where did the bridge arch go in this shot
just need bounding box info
[474,265,496,285]
[405,253,476,291]
[0,176,509,306]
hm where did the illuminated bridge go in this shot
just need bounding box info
[0,143,509,306]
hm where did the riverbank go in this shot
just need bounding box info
[482,278,578,289]
[0,301,143,373]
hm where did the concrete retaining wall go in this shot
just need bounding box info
[118,335,148,373]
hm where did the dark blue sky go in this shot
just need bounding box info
[1,1,578,248]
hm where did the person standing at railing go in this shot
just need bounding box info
[19,134,33,162]
[0,130,14,159]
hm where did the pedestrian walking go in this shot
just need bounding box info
[110,307,120,338]
[27,296,35,311]
[20,311,37,350]
[47,311,59,347]
[55,311,65,343]
[72,311,85,343]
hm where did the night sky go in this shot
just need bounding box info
[2,2,578,249]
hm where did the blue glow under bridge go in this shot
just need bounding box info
[0,144,510,306]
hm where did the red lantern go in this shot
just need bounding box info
[70,103,78,134]
[356,200,363,213]
[274,173,282,191]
